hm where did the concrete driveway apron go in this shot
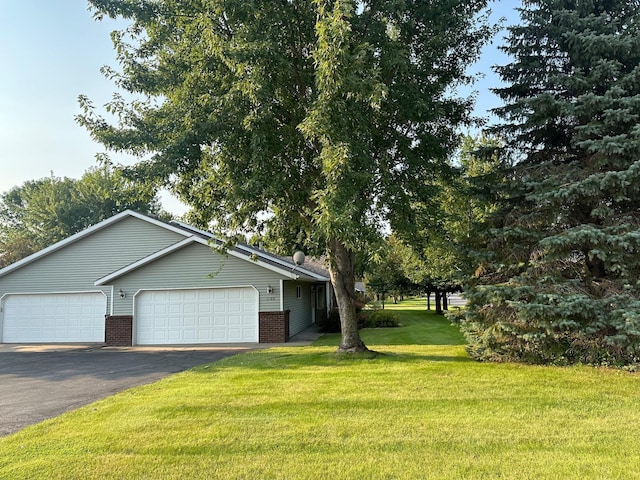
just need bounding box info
[0,345,251,436]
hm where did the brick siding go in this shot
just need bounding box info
[105,315,133,346]
[259,310,290,343]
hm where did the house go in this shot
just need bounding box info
[0,210,332,346]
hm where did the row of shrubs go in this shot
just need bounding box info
[318,308,400,333]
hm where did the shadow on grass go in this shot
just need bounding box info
[190,303,474,373]
[198,348,474,373]
[313,308,468,347]
[377,351,473,364]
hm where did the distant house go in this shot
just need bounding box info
[0,210,332,346]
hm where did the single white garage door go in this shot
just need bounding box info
[135,287,258,345]
[1,292,106,343]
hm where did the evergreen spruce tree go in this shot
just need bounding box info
[457,0,640,366]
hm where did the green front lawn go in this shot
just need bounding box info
[1,301,639,479]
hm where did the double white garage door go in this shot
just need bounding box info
[135,287,258,344]
[1,287,258,344]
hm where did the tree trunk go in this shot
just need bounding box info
[327,238,368,353]
[435,290,443,315]
[442,292,448,311]
[426,292,431,310]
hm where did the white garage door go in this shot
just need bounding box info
[135,287,258,345]
[1,292,106,343]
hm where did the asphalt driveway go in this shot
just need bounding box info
[0,345,251,436]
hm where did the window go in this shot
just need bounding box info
[296,285,302,299]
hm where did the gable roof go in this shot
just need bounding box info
[170,220,330,281]
[0,210,330,283]
[0,210,164,279]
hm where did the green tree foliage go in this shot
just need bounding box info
[79,0,494,352]
[365,236,412,308]
[448,135,507,245]
[457,0,640,366]
[0,164,163,267]
[395,134,505,313]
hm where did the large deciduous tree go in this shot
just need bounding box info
[79,0,493,352]
[458,0,640,365]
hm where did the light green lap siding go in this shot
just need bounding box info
[111,243,284,315]
[0,217,185,312]
[283,280,313,336]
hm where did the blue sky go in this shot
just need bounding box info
[0,1,521,215]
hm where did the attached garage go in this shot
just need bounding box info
[1,292,106,343]
[0,211,331,346]
[134,287,258,345]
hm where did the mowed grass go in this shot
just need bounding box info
[1,300,639,479]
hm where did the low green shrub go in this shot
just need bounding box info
[318,308,341,333]
[360,309,400,329]
[318,307,400,332]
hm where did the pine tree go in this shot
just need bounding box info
[457,0,640,366]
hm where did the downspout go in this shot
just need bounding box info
[109,285,114,316]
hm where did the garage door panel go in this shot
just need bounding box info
[183,330,196,340]
[154,317,167,328]
[166,330,180,341]
[135,287,257,345]
[212,328,226,341]
[183,316,196,327]
[198,317,211,327]
[2,293,106,343]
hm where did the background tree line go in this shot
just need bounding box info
[363,134,504,314]
[0,162,164,268]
